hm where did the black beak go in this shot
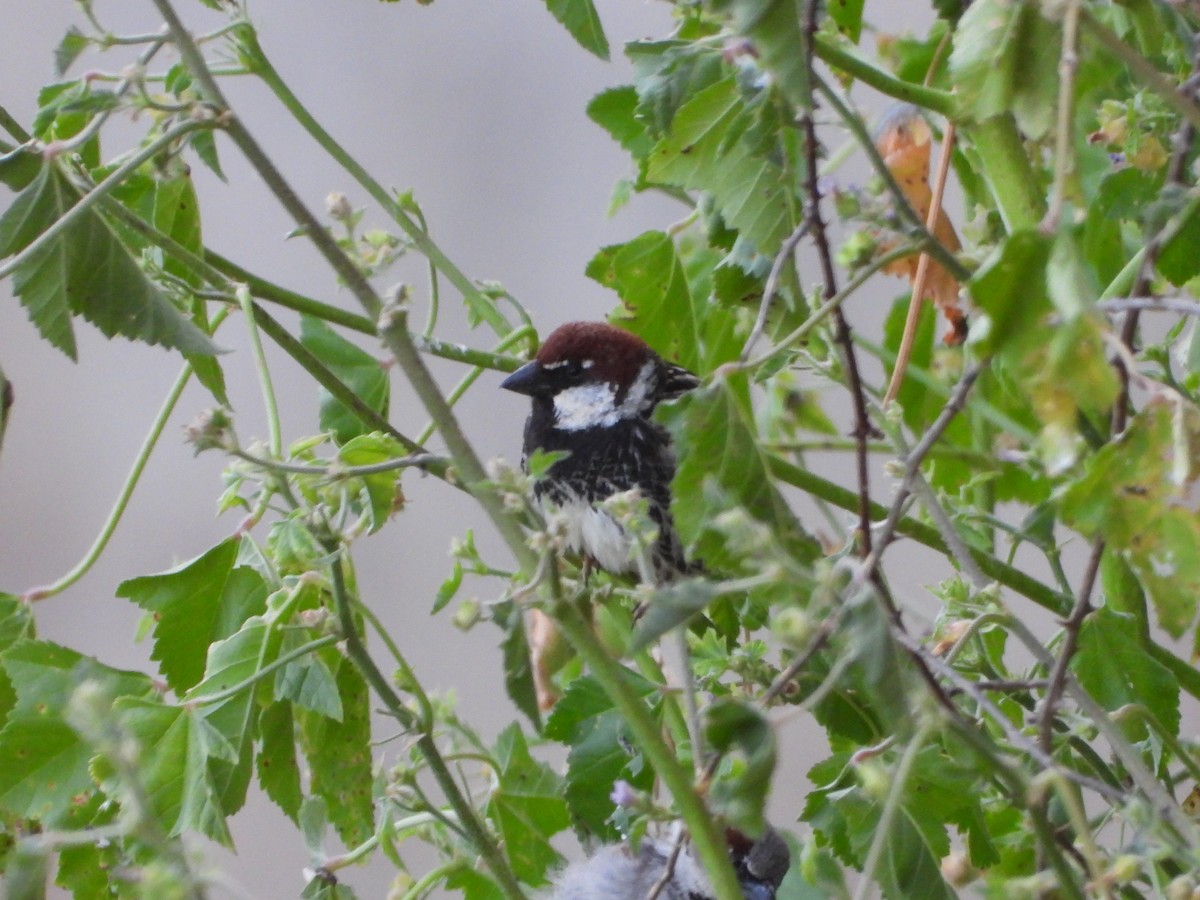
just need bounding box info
[499,360,548,397]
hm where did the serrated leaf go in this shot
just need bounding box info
[190,128,226,181]
[117,537,269,694]
[298,659,374,848]
[647,78,792,256]
[53,27,89,76]
[273,630,343,720]
[1060,402,1200,637]
[486,724,569,884]
[658,370,817,573]
[102,697,235,845]
[587,86,653,160]
[0,642,152,823]
[184,617,277,815]
[588,230,742,373]
[257,700,303,824]
[1073,606,1179,739]
[300,316,390,444]
[337,432,406,533]
[706,0,809,110]
[949,0,1060,139]
[544,673,658,838]
[0,165,219,361]
[627,40,725,138]
[543,0,609,60]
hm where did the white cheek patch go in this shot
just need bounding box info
[553,382,620,431]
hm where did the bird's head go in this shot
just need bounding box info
[500,322,699,431]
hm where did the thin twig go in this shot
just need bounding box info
[801,0,874,558]
[857,364,984,585]
[1036,540,1103,753]
[740,217,810,362]
[645,830,687,900]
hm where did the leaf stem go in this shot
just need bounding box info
[765,455,1073,615]
[232,25,513,337]
[0,116,210,283]
[187,633,340,707]
[22,307,229,602]
[236,285,282,456]
[961,114,1046,231]
[320,542,526,898]
[812,35,955,115]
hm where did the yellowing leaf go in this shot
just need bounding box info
[874,105,965,343]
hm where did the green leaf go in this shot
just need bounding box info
[1073,606,1179,738]
[544,673,658,838]
[431,561,463,615]
[631,578,724,651]
[273,630,343,720]
[949,0,1060,139]
[184,617,279,815]
[117,537,269,693]
[804,753,958,900]
[99,697,236,845]
[486,724,569,884]
[0,642,152,823]
[0,593,35,654]
[647,78,792,257]
[543,0,609,60]
[0,165,219,361]
[704,699,776,834]
[1157,203,1200,288]
[495,601,541,730]
[300,316,390,444]
[1060,402,1200,637]
[827,0,864,41]
[658,369,817,573]
[626,40,725,137]
[966,229,1052,357]
[444,867,506,900]
[588,230,743,373]
[337,432,406,533]
[53,27,89,77]
[587,86,654,161]
[298,658,374,848]
[257,700,303,823]
[705,0,810,110]
[0,143,41,192]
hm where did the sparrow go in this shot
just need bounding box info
[500,321,701,582]
[546,827,790,900]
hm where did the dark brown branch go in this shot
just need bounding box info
[1037,540,1104,753]
[800,0,875,558]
